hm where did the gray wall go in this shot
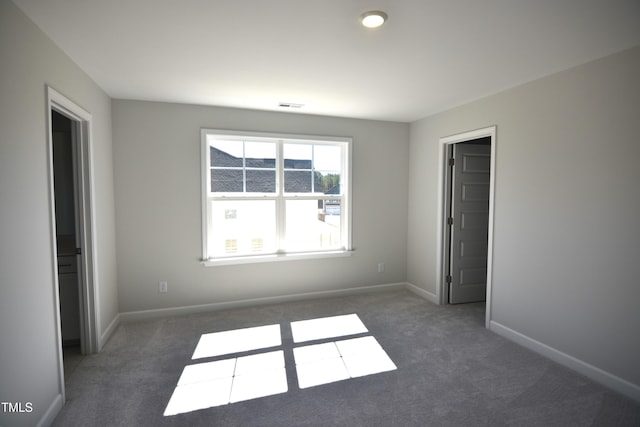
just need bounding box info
[0,1,118,426]
[408,45,640,389]
[112,100,409,313]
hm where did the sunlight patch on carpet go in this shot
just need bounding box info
[192,324,281,359]
[164,314,396,416]
[164,351,287,416]
[291,313,368,343]
[294,337,396,388]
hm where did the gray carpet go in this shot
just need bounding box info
[54,290,640,426]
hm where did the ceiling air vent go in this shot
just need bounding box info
[278,102,304,109]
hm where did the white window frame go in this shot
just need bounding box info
[201,129,352,266]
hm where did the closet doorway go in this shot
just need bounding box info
[47,87,98,399]
[437,126,496,327]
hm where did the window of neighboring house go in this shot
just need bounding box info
[201,129,352,265]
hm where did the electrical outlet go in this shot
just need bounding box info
[159,281,168,293]
[377,263,385,273]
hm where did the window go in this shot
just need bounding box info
[201,129,351,265]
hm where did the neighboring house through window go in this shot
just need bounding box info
[201,129,352,265]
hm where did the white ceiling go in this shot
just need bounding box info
[13,0,640,122]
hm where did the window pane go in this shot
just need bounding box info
[284,144,312,170]
[313,145,341,171]
[315,172,341,194]
[211,169,243,192]
[209,200,276,256]
[285,200,341,251]
[246,170,276,193]
[285,171,312,193]
[245,141,276,168]
[211,140,243,167]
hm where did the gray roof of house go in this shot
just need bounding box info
[210,147,338,194]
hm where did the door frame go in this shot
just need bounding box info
[436,126,497,327]
[46,86,99,398]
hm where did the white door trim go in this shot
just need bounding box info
[46,86,100,401]
[436,126,497,328]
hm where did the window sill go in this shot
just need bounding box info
[201,250,353,267]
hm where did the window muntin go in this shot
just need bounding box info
[202,130,351,262]
[210,139,277,193]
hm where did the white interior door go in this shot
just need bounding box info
[448,142,491,304]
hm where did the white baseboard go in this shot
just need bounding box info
[98,313,121,351]
[490,320,640,402]
[120,282,408,323]
[36,393,63,427]
[405,282,438,304]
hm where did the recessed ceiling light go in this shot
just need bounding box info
[360,11,388,29]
